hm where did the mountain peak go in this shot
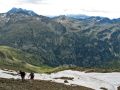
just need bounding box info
[7,7,38,16]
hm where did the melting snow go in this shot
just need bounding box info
[0,69,120,90]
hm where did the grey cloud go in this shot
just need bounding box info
[19,0,47,4]
[81,9,109,13]
[24,0,41,3]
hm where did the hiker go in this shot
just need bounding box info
[19,70,26,81]
[28,72,34,80]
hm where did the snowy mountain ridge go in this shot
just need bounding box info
[7,8,38,16]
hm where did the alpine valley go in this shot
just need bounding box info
[0,8,120,72]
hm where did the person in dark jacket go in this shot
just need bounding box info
[19,70,26,81]
[29,72,34,80]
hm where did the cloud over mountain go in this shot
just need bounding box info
[0,0,120,19]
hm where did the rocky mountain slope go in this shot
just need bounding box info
[0,8,120,68]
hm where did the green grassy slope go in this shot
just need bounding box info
[0,46,54,73]
[0,46,120,73]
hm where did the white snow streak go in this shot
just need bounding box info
[0,69,120,90]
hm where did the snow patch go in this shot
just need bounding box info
[0,69,120,90]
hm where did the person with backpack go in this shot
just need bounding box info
[19,70,26,81]
[29,72,34,80]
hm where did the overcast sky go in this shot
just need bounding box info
[0,0,120,18]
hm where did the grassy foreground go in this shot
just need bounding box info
[0,78,93,90]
